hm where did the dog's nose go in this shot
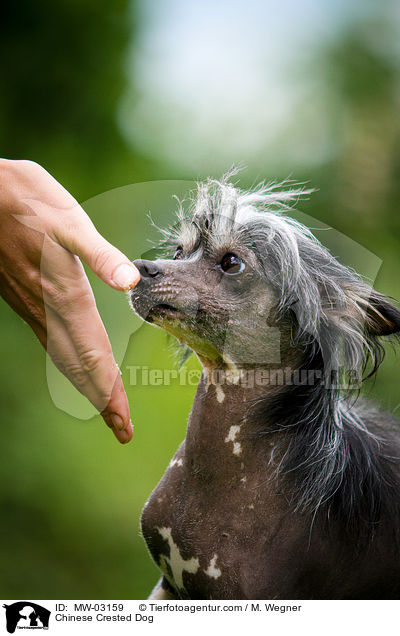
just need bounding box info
[133,258,161,279]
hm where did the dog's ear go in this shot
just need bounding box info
[365,294,400,336]
[328,285,400,338]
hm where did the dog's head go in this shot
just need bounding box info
[130,176,400,377]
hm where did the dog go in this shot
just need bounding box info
[129,174,400,599]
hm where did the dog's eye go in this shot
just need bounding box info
[220,253,245,274]
[173,247,184,260]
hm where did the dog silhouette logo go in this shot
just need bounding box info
[2,602,50,633]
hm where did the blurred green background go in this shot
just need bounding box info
[0,0,399,599]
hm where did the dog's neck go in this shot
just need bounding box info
[183,363,289,482]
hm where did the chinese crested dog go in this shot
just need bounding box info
[129,175,400,599]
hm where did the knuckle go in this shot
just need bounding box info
[24,267,42,289]
[62,362,87,390]
[41,279,65,310]
[1,160,44,195]
[59,351,112,404]
[62,219,84,241]
[43,279,94,314]
[79,348,103,374]
[41,280,64,310]
[18,159,44,177]
[21,159,40,170]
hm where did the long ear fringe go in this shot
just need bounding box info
[331,286,400,384]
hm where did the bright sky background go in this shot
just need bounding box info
[118,0,398,176]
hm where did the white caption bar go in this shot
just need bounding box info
[0,599,397,636]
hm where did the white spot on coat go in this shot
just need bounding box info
[225,425,240,443]
[225,425,242,456]
[157,527,199,590]
[204,554,222,579]
[215,385,225,403]
[224,356,242,383]
[169,457,183,468]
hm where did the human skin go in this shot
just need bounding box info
[0,159,140,443]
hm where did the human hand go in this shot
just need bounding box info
[0,159,140,443]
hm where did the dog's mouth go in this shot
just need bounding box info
[146,303,188,323]
[130,293,226,363]
[129,288,193,324]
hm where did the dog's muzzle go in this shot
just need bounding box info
[129,258,192,323]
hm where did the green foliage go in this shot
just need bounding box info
[0,2,399,600]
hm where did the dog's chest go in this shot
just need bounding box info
[140,427,298,600]
[141,443,258,598]
[140,381,316,599]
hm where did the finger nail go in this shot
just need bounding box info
[118,428,131,444]
[112,264,140,290]
[120,421,133,444]
[110,413,125,430]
